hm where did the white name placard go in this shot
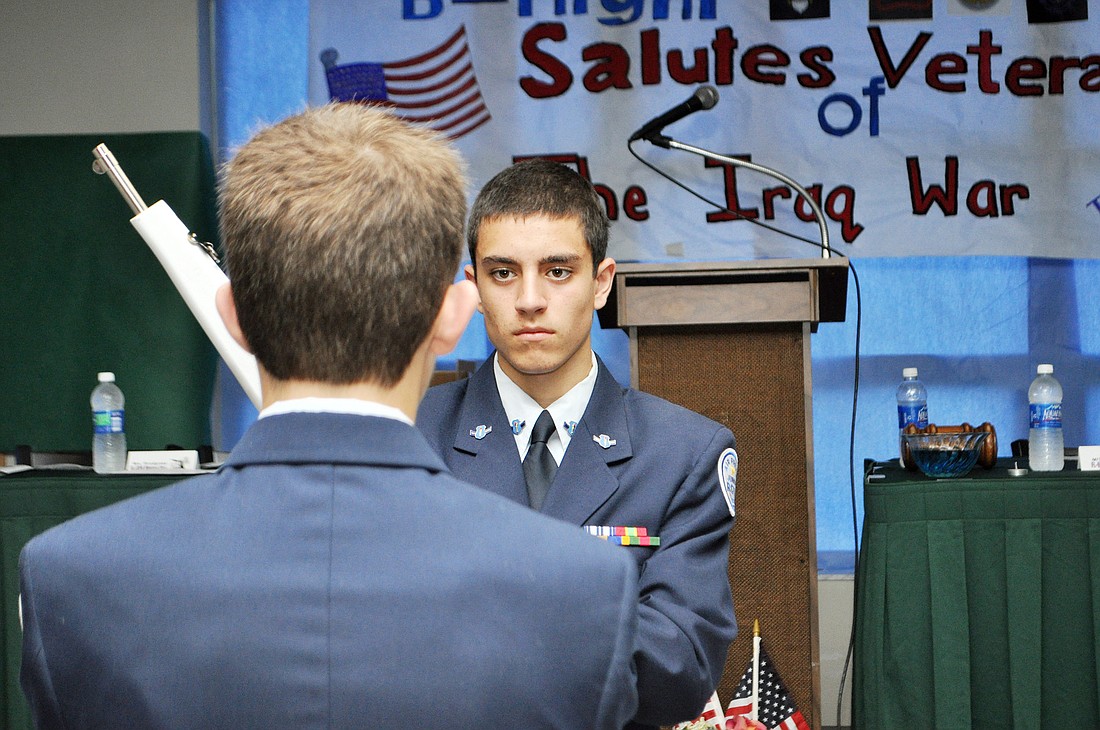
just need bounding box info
[126,450,200,471]
[1078,446,1100,472]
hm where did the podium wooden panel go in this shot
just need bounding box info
[599,258,848,730]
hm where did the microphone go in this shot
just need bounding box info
[629,85,719,143]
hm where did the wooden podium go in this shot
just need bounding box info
[598,257,848,730]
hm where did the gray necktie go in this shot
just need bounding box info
[523,410,557,511]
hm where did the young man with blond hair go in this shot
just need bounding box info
[19,106,639,729]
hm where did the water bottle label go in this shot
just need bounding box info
[93,409,125,434]
[898,404,928,430]
[1029,403,1062,429]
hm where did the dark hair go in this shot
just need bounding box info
[466,159,609,270]
[219,104,467,386]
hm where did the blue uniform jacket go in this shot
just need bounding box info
[417,356,738,728]
[19,412,639,729]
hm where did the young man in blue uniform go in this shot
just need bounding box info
[417,159,739,729]
[19,106,641,729]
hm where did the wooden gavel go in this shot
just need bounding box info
[902,421,998,471]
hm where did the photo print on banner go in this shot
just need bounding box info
[870,0,933,20]
[770,0,831,20]
[1027,0,1088,22]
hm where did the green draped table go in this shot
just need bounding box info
[0,132,219,455]
[1,470,187,729]
[853,459,1100,729]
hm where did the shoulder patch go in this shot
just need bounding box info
[717,448,738,518]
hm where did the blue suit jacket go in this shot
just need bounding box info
[20,412,639,729]
[417,356,737,728]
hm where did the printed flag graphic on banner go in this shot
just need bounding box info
[319,25,490,140]
[726,644,809,730]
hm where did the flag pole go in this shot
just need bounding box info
[750,619,761,722]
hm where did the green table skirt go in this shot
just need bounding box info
[853,462,1100,729]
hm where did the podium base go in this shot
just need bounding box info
[631,322,821,730]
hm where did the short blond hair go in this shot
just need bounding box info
[219,104,467,385]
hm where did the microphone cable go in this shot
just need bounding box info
[628,141,864,729]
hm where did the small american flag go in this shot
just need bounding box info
[725,645,809,730]
[320,25,490,140]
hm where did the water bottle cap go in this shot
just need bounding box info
[97,372,115,383]
[1036,364,1053,375]
[902,367,918,378]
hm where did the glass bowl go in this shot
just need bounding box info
[903,431,991,479]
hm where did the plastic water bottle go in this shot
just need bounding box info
[91,372,127,473]
[897,367,928,466]
[1028,363,1064,472]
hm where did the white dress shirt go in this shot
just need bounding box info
[259,397,413,425]
[493,352,598,466]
